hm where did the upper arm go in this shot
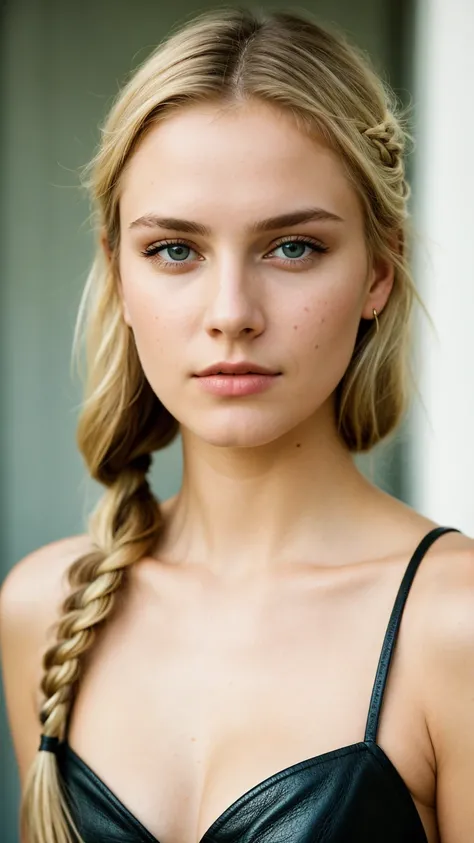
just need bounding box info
[422,546,474,842]
[0,535,92,787]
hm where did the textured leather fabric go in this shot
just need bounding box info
[58,740,428,843]
[57,526,460,843]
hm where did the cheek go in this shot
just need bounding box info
[291,290,361,356]
[130,314,185,418]
[286,288,363,402]
[133,310,175,363]
[285,243,368,360]
[120,260,180,353]
[122,285,182,390]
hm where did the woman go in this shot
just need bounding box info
[1,6,473,843]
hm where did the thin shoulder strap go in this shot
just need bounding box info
[364,525,461,743]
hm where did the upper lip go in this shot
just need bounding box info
[195,361,280,376]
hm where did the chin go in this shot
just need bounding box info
[182,408,303,449]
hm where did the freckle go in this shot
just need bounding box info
[296,443,301,448]
[321,317,325,323]
[191,737,196,742]
[304,307,309,312]
[315,344,319,349]
[293,325,298,330]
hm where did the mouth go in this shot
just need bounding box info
[193,370,281,396]
[194,362,281,377]
[193,372,281,380]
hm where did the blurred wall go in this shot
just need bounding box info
[406,0,474,535]
[0,0,412,839]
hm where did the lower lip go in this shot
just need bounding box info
[194,373,281,396]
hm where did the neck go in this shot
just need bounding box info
[155,404,385,578]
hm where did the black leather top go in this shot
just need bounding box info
[57,526,459,843]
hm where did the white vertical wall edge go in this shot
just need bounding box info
[408,0,474,534]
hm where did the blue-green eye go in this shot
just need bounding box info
[141,236,328,269]
[144,242,195,263]
[273,240,326,262]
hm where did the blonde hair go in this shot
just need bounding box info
[21,6,422,841]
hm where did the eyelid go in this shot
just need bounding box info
[142,233,328,255]
[271,234,327,250]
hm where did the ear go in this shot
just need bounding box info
[100,230,132,327]
[100,230,112,264]
[360,249,395,320]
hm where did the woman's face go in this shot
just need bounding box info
[117,100,393,447]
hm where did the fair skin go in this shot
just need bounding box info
[1,100,474,843]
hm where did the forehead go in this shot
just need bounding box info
[119,100,362,230]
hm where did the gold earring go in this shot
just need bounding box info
[372,308,379,333]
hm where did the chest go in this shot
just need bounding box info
[64,564,437,842]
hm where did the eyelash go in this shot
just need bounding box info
[140,235,329,270]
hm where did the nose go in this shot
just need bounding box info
[202,267,265,340]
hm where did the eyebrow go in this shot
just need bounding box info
[128,206,344,235]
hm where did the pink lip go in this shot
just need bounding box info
[195,373,280,397]
[195,360,279,377]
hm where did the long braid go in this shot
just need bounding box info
[21,453,165,843]
[40,458,159,733]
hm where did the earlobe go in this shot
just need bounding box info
[362,254,395,320]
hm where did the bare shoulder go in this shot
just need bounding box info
[0,534,94,785]
[414,529,474,635]
[0,533,94,637]
[411,529,474,737]
[407,530,474,838]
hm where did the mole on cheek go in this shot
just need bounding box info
[293,325,298,330]
[315,344,319,350]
